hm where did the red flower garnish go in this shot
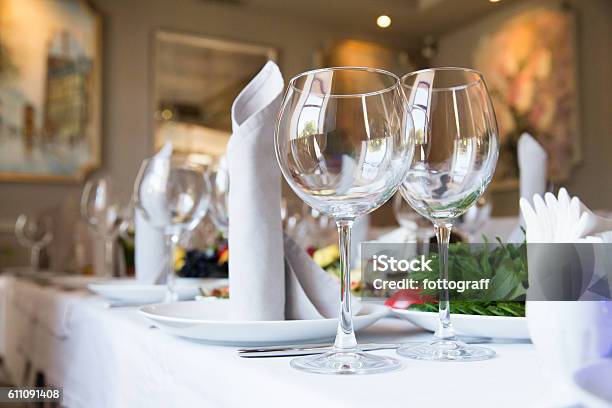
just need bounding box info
[385,289,433,309]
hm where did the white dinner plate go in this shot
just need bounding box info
[139,300,389,346]
[573,359,612,407]
[88,278,227,303]
[391,308,529,339]
[48,275,107,290]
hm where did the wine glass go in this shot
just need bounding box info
[14,214,53,272]
[275,66,415,374]
[281,196,303,238]
[455,194,492,242]
[397,67,499,361]
[208,160,229,236]
[81,177,126,278]
[293,205,334,251]
[392,192,431,244]
[134,156,211,302]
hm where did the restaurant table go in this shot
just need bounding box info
[0,274,548,408]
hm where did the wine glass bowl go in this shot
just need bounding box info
[397,67,499,362]
[399,68,498,222]
[14,214,53,272]
[276,67,414,221]
[81,177,127,277]
[134,157,211,302]
[208,161,230,235]
[275,67,415,374]
[455,195,493,242]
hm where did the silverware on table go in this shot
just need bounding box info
[237,343,399,358]
[237,337,528,358]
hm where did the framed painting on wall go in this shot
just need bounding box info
[152,31,277,164]
[0,0,102,182]
[473,6,580,190]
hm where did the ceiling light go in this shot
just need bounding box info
[489,0,501,3]
[376,15,391,28]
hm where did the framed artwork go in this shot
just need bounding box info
[473,6,580,190]
[152,30,277,163]
[0,0,102,182]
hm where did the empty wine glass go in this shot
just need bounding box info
[275,66,415,374]
[14,214,53,272]
[134,156,211,302]
[397,67,499,361]
[293,205,335,250]
[208,160,229,236]
[392,192,431,244]
[455,194,492,242]
[81,177,126,278]
[281,196,303,237]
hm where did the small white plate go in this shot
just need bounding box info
[88,278,227,303]
[573,359,612,407]
[391,308,529,339]
[139,300,388,346]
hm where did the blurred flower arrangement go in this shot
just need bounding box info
[474,7,579,184]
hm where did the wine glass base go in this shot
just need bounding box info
[397,339,495,362]
[290,349,402,375]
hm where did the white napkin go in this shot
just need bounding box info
[518,133,547,203]
[520,188,612,300]
[284,236,341,319]
[519,188,612,243]
[227,61,286,321]
[507,133,548,243]
[227,61,350,321]
[134,143,172,284]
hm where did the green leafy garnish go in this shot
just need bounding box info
[408,301,525,317]
[408,237,528,317]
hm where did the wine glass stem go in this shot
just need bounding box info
[333,219,357,351]
[31,246,41,273]
[104,237,114,278]
[433,222,456,340]
[165,234,179,303]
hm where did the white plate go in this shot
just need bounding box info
[88,278,227,303]
[391,309,529,339]
[48,275,107,290]
[139,300,388,346]
[573,359,612,407]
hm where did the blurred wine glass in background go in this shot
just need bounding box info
[455,194,492,242]
[81,177,128,278]
[392,192,431,244]
[293,205,335,251]
[208,159,229,237]
[14,214,53,273]
[281,196,303,238]
[134,157,211,302]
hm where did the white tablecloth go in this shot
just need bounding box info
[0,274,553,408]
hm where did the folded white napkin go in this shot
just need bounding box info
[227,61,350,321]
[227,61,286,321]
[519,188,612,243]
[507,133,548,243]
[520,188,612,300]
[518,133,547,203]
[284,236,341,319]
[134,143,172,284]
